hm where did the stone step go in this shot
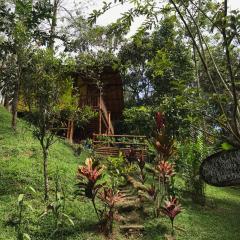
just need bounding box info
[116,199,141,212]
[119,224,144,232]
[120,212,142,224]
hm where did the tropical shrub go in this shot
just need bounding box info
[76,158,105,220]
[40,173,74,237]
[161,196,182,236]
[76,157,124,235]
[98,188,123,235]
[177,132,209,205]
[123,106,155,136]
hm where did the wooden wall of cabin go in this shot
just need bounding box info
[67,67,124,142]
[100,69,124,122]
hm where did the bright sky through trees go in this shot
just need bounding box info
[61,0,240,37]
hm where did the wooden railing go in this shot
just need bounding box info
[99,95,114,134]
[92,134,148,159]
[93,134,147,147]
[79,95,99,108]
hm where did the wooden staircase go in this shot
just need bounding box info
[66,94,114,142]
[79,94,114,135]
[98,95,114,135]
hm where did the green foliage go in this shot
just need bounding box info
[39,173,74,237]
[61,106,98,128]
[148,49,172,77]
[177,133,210,205]
[123,106,154,136]
[23,49,74,139]
[221,142,234,151]
[118,16,194,107]
[105,153,134,189]
[0,0,54,116]
[1,106,240,239]
[15,186,36,240]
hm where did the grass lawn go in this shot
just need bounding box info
[0,105,239,239]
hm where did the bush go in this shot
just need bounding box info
[177,133,210,205]
[123,106,154,136]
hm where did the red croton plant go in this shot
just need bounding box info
[153,112,181,225]
[78,158,103,184]
[162,196,182,235]
[77,159,123,235]
[156,160,175,183]
[77,158,104,220]
[98,188,123,209]
[98,188,123,233]
[154,112,175,160]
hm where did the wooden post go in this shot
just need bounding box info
[67,120,70,139]
[108,112,111,135]
[99,110,102,134]
[98,94,102,134]
[70,120,74,144]
[67,120,74,144]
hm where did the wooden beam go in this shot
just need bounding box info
[93,133,147,138]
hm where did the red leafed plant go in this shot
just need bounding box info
[98,188,123,209]
[78,158,103,184]
[155,112,165,131]
[146,184,158,201]
[154,112,175,160]
[98,188,123,235]
[137,152,146,184]
[76,158,104,220]
[156,160,175,183]
[161,196,182,234]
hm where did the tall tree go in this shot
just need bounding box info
[93,0,240,146]
[0,0,52,130]
[24,49,73,200]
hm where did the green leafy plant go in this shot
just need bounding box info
[123,106,155,136]
[16,193,33,240]
[40,172,74,237]
[178,132,209,205]
[106,153,130,190]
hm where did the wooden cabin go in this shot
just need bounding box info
[66,66,148,161]
[67,66,124,143]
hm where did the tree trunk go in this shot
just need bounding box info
[43,147,49,201]
[11,78,20,131]
[223,0,240,137]
[4,94,10,111]
[48,0,58,50]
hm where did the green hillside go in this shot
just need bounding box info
[0,106,102,240]
[0,105,240,240]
